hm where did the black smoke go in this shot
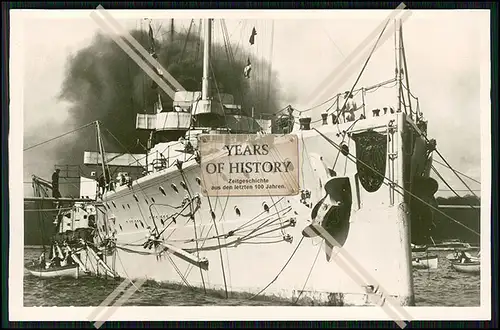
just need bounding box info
[57,27,282,159]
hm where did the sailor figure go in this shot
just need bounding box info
[243,58,252,79]
[52,168,61,198]
[38,252,46,268]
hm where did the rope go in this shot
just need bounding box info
[182,221,294,253]
[165,253,193,289]
[23,121,96,151]
[432,159,481,185]
[200,168,229,298]
[100,124,148,173]
[248,236,304,300]
[431,166,479,211]
[210,211,229,299]
[179,169,207,294]
[293,244,322,304]
[422,136,479,199]
[335,18,391,121]
[25,207,73,212]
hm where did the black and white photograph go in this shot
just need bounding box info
[10,7,491,323]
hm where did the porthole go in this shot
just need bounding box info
[263,202,270,212]
[180,181,187,190]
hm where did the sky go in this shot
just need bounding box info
[12,9,490,198]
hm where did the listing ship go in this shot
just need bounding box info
[26,18,445,306]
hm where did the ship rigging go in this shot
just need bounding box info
[23,16,481,306]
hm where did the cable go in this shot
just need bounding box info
[423,136,479,199]
[293,244,322,304]
[432,159,481,185]
[248,236,304,300]
[335,18,391,121]
[431,166,479,211]
[23,122,96,151]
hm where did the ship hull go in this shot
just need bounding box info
[89,113,432,306]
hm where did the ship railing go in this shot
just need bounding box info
[147,141,185,173]
[295,77,401,126]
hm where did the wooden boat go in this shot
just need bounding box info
[427,239,477,252]
[412,254,438,269]
[25,262,80,279]
[451,261,480,274]
[446,250,479,262]
[411,244,428,253]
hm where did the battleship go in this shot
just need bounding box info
[24,17,463,306]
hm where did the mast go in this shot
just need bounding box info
[396,20,402,114]
[96,121,108,190]
[202,18,212,101]
[266,20,275,111]
[400,20,414,120]
[170,19,175,43]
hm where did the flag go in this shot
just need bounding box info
[243,58,252,79]
[249,27,257,45]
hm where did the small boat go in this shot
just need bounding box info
[451,261,480,274]
[446,250,480,262]
[25,262,80,279]
[427,239,477,252]
[411,244,428,253]
[412,254,438,269]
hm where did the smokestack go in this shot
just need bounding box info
[170,19,174,43]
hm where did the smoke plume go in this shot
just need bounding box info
[57,27,282,160]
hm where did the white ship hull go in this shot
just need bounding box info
[85,113,434,306]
